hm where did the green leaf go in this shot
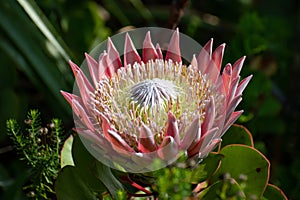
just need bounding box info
[0,1,72,117]
[199,179,246,200]
[212,145,270,199]
[92,161,125,199]
[190,153,223,183]
[262,184,288,200]
[72,134,124,198]
[17,0,71,61]
[71,134,107,192]
[57,134,126,199]
[56,135,109,199]
[55,166,98,200]
[221,124,254,148]
[60,135,74,168]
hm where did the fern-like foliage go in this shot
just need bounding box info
[6,110,65,199]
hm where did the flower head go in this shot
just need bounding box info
[61,28,252,173]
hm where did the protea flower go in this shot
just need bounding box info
[61,28,252,173]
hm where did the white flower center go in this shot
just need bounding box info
[129,78,178,110]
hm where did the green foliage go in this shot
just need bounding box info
[60,135,74,168]
[6,110,64,199]
[220,125,254,148]
[55,125,287,199]
[190,153,223,183]
[212,145,270,199]
[56,134,113,199]
[262,184,288,200]
[199,179,246,200]
[0,0,73,120]
[155,167,192,199]
[6,114,286,199]
[55,166,100,200]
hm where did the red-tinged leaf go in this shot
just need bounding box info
[212,144,270,199]
[220,124,254,148]
[263,184,288,200]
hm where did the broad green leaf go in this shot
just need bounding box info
[190,153,223,183]
[72,134,107,191]
[17,0,71,61]
[55,166,98,200]
[212,144,270,199]
[92,161,125,199]
[56,135,109,199]
[60,135,74,168]
[71,134,125,198]
[199,179,246,200]
[221,124,254,148]
[262,184,288,200]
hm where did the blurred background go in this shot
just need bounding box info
[0,0,299,199]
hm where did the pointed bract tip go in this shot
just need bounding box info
[156,43,163,59]
[106,36,122,71]
[232,56,247,77]
[143,31,154,48]
[85,52,95,61]
[60,90,72,102]
[69,60,81,75]
[124,32,141,67]
[165,29,181,63]
[107,36,112,43]
[191,54,198,69]
[142,31,158,62]
[223,63,232,75]
[125,32,132,45]
[203,38,214,52]
[145,31,151,40]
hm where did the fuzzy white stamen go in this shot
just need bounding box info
[129,78,178,110]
